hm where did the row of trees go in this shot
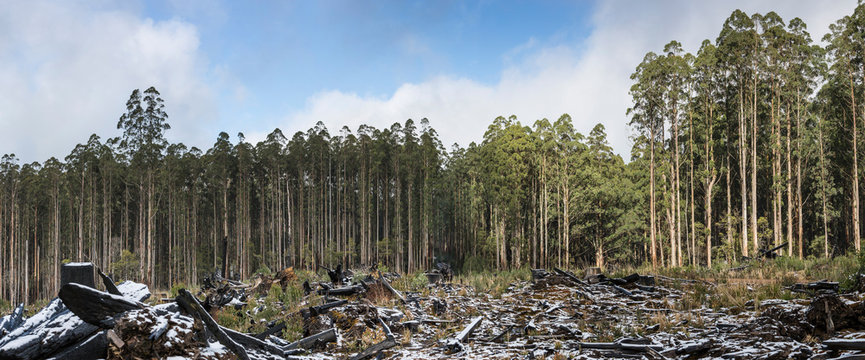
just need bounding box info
[2,4,865,305]
[0,83,638,305]
[629,5,865,268]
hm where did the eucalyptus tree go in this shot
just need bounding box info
[116,87,169,284]
[661,40,690,267]
[717,10,757,257]
[824,2,865,251]
[694,40,721,266]
[786,17,822,258]
[629,51,665,267]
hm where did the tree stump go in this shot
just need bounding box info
[61,262,95,288]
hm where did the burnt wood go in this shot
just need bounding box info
[96,267,122,296]
[284,328,337,350]
[176,288,250,360]
[58,283,144,328]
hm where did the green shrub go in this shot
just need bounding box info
[169,282,187,298]
[254,265,272,276]
[110,250,139,281]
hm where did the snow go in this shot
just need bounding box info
[64,262,92,267]
[0,297,98,358]
[0,303,25,336]
[117,280,151,302]
[227,297,246,307]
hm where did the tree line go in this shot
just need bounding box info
[2,5,865,305]
[629,5,865,269]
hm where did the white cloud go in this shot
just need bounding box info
[0,1,216,162]
[273,0,856,157]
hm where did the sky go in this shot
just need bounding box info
[0,0,858,163]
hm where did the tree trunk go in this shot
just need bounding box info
[649,128,657,267]
[850,68,861,252]
[739,90,749,258]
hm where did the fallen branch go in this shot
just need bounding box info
[486,324,515,343]
[823,338,865,351]
[579,339,663,352]
[176,288,250,360]
[255,321,286,340]
[222,326,286,356]
[317,285,364,296]
[285,328,338,351]
[445,316,483,352]
[300,299,348,319]
[378,271,406,303]
[349,319,397,360]
[553,268,589,286]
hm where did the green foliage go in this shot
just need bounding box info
[456,268,530,298]
[461,255,491,273]
[391,272,428,292]
[214,308,243,331]
[254,265,272,277]
[110,250,139,282]
[168,283,186,298]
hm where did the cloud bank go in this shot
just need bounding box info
[0,0,857,161]
[0,1,215,162]
[275,0,856,157]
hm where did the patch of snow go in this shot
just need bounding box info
[117,280,151,302]
[63,262,92,267]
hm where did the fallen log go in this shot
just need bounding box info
[486,324,515,343]
[317,285,364,296]
[300,299,348,319]
[823,338,865,351]
[445,316,483,352]
[826,355,865,360]
[349,336,397,360]
[0,298,98,360]
[456,316,484,342]
[579,339,663,352]
[284,328,338,350]
[420,318,457,325]
[675,339,714,354]
[789,280,840,295]
[176,288,250,360]
[222,326,286,356]
[554,268,589,286]
[760,242,788,259]
[44,330,108,360]
[58,283,144,328]
[378,271,406,302]
[255,321,286,340]
[607,284,634,297]
[0,280,151,360]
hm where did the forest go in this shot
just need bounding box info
[2,4,865,306]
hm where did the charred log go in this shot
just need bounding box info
[58,283,144,328]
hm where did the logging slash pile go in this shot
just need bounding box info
[4,262,865,359]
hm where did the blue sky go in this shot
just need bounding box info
[0,0,856,162]
[140,0,595,137]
